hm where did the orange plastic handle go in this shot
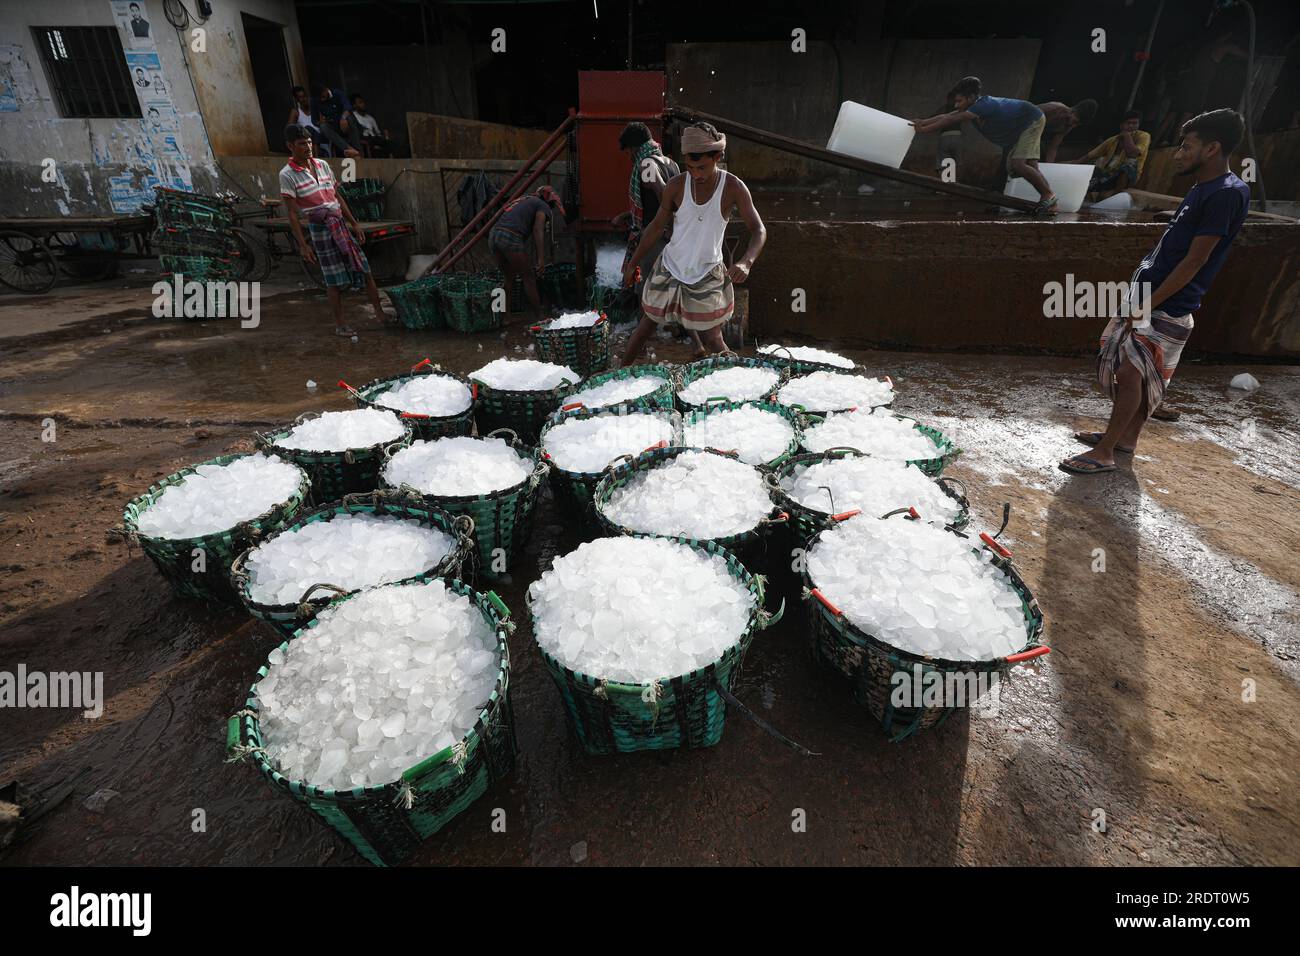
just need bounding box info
[596,311,608,324]
[908,507,920,520]
[561,402,585,411]
[529,325,543,332]
[410,358,431,372]
[643,439,668,453]
[1006,646,1050,663]
[980,532,1012,559]
[831,509,861,522]
[810,588,842,617]
[400,411,429,419]
[338,379,355,392]
[471,383,478,401]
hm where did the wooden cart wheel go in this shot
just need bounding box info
[231,227,271,282]
[0,229,57,293]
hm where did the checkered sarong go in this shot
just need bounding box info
[305,214,370,289]
[639,251,733,331]
[1097,310,1194,418]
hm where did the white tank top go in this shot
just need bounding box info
[663,169,729,285]
[297,107,318,130]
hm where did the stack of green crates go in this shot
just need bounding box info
[338,178,387,221]
[153,187,243,301]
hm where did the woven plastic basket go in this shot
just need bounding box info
[681,399,805,470]
[587,279,641,325]
[675,355,786,412]
[538,405,682,526]
[802,515,1047,741]
[119,453,311,604]
[256,412,413,504]
[538,261,586,309]
[380,428,549,579]
[230,490,474,638]
[344,360,475,441]
[470,371,578,445]
[442,273,503,334]
[529,312,611,378]
[226,578,515,866]
[559,363,677,414]
[800,412,961,478]
[534,536,784,754]
[384,276,446,331]
[592,445,788,570]
[768,447,969,547]
[777,373,895,415]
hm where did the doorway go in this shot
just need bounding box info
[242,13,292,153]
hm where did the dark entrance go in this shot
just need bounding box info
[242,13,292,153]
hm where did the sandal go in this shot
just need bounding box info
[1059,454,1116,475]
[1075,431,1134,454]
[1150,406,1181,422]
[1032,195,1059,217]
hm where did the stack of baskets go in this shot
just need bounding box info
[152,187,244,307]
[384,274,446,331]
[338,178,386,221]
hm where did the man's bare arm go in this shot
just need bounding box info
[1145,235,1218,313]
[726,177,765,284]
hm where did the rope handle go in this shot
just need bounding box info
[296,582,348,610]
[763,510,790,526]
[485,426,519,446]
[711,678,818,757]
[1006,645,1050,664]
[937,475,968,502]
[602,452,635,476]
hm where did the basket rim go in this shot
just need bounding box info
[256,409,414,461]
[560,363,677,409]
[770,447,968,525]
[756,342,859,374]
[469,370,582,400]
[592,445,779,545]
[530,534,771,691]
[675,356,785,410]
[122,452,312,549]
[801,411,959,469]
[351,366,475,422]
[229,494,473,617]
[538,406,682,479]
[680,399,804,468]
[801,516,1046,669]
[234,576,512,800]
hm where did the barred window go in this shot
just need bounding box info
[31,26,141,119]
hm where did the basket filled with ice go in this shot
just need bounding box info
[560,363,677,414]
[539,406,680,523]
[757,343,857,376]
[227,577,515,866]
[121,453,311,603]
[776,370,894,415]
[528,536,782,754]
[593,447,787,567]
[801,407,960,477]
[530,310,611,378]
[257,408,412,503]
[681,400,803,469]
[469,358,581,444]
[347,358,475,441]
[801,513,1046,741]
[381,430,548,577]
[230,491,473,638]
[770,447,969,546]
[676,356,785,412]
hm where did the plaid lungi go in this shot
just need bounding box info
[1097,310,1194,418]
[640,252,733,331]
[305,218,371,289]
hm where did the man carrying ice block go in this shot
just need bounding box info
[1060,110,1250,475]
[911,76,1058,215]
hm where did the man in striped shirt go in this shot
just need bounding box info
[279,124,388,336]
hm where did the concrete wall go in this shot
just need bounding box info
[1138,128,1300,203]
[745,219,1300,359]
[407,113,549,161]
[666,38,1041,189]
[0,0,303,217]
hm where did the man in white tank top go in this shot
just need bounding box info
[620,122,767,364]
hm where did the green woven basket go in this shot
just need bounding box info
[226,578,516,866]
[159,253,242,281]
[120,453,311,604]
[229,489,476,639]
[800,412,961,478]
[592,445,788,570]
[441,273,504,334]
[681,399,806,470]
[380,429,549,579]
[529,313,611,378]
[776,373,895,415]
[153,226,242,257]
[384,276,447,331]
[256,412,414,504]
[470,372,578,445]
[802,515,1047,741]
[559,363,678,415]
[768,447,970,547]
[586,279,641,325]
[755,343,859,377]
[538,261,585,309]
[538,405,682,525]
[675,355,786,413]
[345,360,475,441]
[534,535,784,754]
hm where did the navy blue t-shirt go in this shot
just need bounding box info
[966,95,1042,148]
[1132,172,1250,316]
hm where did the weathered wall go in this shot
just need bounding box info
[0,0,304,217]
[1138,128,1300,203]
[407,113,550,161]
[666,38,1041,189]
[746,219,1300,358]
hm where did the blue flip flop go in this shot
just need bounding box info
[1059,454,1117,475]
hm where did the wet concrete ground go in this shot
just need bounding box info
[1,278,1298,866]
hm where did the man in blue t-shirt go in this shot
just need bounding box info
[912,76,1058,214]
[1062,109,1251,475]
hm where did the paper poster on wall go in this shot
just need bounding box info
[0,44,34,112]
[142,100,180,134]
[111,0,156,50]
[126,51,169,98]
[109,173,161,211]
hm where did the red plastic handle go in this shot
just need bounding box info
[471,383,478,401]
[643,440,668,453]
[980,532,1012,559]
[561,402,585,412]
[410,358,431,372]
[845,406,858,413]
[831,509,861,522]
[338,379,355,392]
[400,411,429,419]
[810,588,842,617]
[770,511,789,524]
[1006,646,1050,663]
[596,311,608,324]
[529,325,543,332]
[908,507,920,520]
[884,375,894,388]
